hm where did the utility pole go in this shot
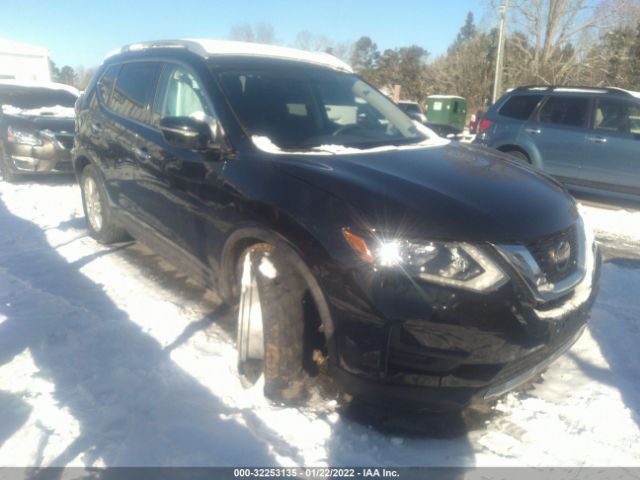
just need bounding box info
[492,0,510,104]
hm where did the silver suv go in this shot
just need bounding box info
[474,86,640,204]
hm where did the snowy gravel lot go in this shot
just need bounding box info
[0,177,639,467]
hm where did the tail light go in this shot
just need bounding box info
[478,118,493,133]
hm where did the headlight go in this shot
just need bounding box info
[343,229,507,292]
[7,127,43,146]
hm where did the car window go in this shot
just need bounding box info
[111,62,160,123]
[593,98,640,136]
[97,65,119,107]
[538,96,589,128]
[155,66,209,120]
[631,105,640,136]
[498,95,543,120]
[218,68,422,149]
[400,103,420,114]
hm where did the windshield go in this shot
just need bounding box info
[217,68,425,149]
[0,86,78,110]
[400,103,421,114]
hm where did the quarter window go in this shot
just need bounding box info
[499,95,542,120]
[593,98,640,136]
[111,62,160,123]
[538,96,589,128]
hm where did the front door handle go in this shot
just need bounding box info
[524,127,541,134]
[133,146,151,161]
[90,122,103,134]
[586,135,607,143]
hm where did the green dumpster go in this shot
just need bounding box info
[424,95,467,134]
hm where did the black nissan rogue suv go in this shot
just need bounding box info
[73,40,600,411]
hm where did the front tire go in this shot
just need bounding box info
[236,243,310,404]
[80,164,129,244]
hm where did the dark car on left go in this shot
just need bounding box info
[0,80,79,182]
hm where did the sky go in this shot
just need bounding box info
[0,0,489,69]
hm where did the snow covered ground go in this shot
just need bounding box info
[0,177,639,467]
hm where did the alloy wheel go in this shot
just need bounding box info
[83,175,103,232]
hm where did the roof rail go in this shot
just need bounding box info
[510,85,636,97]
[105,39,353,73]
[106,39,208,59]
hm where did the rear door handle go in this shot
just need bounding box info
[586,135,607,143]
[524,127,541,134]
[90,122,103,134]
[133,146,151,161]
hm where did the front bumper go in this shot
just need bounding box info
[3,142,73,174]
[326,242,601,412]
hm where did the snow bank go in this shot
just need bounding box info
[579,203,640,258]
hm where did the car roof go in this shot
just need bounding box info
[427,95,465,100]
[506,85,640,99]
[105,39,353,73]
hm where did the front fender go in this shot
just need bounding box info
[220,224,337,351]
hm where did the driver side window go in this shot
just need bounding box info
[153,65,209,123]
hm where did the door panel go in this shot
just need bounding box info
[581,98,640,192]
[138,63,228,274]
[522,95,591,180]
[102,61,161,223]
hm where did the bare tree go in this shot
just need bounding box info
[427,31,495,112]
[294,30,330,51]
[505,0,620,84]
[292,31,353,63]
[229,23,276,44]
[74,66,97,90]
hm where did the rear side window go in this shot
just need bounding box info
[498,95,542,120]
[111,62,160,123]
[97,65,119,107]
[538,96,589,128]
[593,98,640,136]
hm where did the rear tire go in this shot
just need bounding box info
[80,164,129,244]
[504,149,530,164]
[236,243,311,404]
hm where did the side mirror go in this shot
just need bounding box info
[159,116,220,150]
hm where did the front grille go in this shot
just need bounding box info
[55,134,74,150]
[526,225,578,283]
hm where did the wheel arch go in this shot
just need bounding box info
[496,144,530,161]
[73,152,117,208]
[73,154,91,179]
[220,225,336,343]
[496,143,544,169]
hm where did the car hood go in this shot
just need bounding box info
[271,142,578,243]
